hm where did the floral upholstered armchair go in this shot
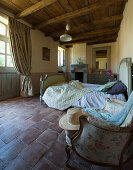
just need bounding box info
[65,97,133,169]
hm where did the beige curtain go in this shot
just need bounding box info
[9,17,33,96]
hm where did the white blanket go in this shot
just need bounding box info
[42,81,91,110]
[72,83,126,109]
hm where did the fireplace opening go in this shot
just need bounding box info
[75,72,83,82]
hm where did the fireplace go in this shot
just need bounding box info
[70,64,88,83]
[75,72,83,82]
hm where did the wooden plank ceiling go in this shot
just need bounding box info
[0,0,127,47]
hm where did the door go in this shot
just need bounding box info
[0,13,20,101]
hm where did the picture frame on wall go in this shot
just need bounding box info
[42,47,50,61]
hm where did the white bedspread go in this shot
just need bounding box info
[72,83,126,109]
[42,81,91,110]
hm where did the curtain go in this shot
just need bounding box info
[9,17,33,96]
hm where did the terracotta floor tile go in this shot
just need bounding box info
[0,138,27,164]
[0,159,5,169]
[45,141,66,168]
[39,107,54,115]
[17,113,32,121]
[44,113,60,123]
[33,119,52,132]
[37,128,59,147]
[91,165,117,170]
[0,118,6,125]
[0,139,5,149]
[0,124,14,135]
[0,127,22,144]
[15,119,36,131]
[31,112,46,122]
[4,156,31,170]
[33,158,59,170]
[57,130,66,144]
[0,97,133,170]
[19,140,49,167]
[69,152,93,170]
[50,122,63,133]
[18,127,42,145]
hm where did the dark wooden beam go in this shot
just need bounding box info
[56,27,119,42]
[86,39,116,46]
[35,0,127,29]
[45,14,123,37]
[16,0,57,18]
[61,33,117,45]
[71,27,120,41]
[65,45,73,48]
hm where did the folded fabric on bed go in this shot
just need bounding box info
[42,80,91,110]
[82,92,133,125]
[107,81,127,95]
[96,81,117,92]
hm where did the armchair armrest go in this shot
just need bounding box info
[82,115,120,132]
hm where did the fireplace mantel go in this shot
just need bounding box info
[70,64,88,83]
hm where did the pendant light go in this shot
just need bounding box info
[60,24,72,42]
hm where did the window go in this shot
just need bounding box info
[58,47,65,67]
[0,14,13,68]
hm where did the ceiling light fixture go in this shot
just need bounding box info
[60,24,72,42]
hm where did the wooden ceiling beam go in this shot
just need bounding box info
[56,27,120,42]
[16,0,57,18]
[60,37,116,46]
[61,34,117,45]
[87,39,116,46]
[45,14,123,37]
[71,27,120,41]
[35,0,127,29]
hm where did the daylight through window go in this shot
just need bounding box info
[58,47,65,67]
[0,14,13,68]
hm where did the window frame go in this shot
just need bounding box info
[58,47,65,67]
[0,17,14,71]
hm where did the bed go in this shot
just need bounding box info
[40,58,132,110]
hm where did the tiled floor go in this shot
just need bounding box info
[0,97,133,170]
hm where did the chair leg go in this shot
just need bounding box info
[65,145,71,167]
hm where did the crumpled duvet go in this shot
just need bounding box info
[42,80,91,110]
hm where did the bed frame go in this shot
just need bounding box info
[40,73,65,104]
[119,58,132,97]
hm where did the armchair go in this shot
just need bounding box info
[65,99,133,169]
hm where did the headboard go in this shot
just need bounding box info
[40,73,65,104]
[119,58,132,97]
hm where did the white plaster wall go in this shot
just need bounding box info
[116,0,133,66]
[71,43,87,64]
[66,47,73,72]
[31,29,58,73]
